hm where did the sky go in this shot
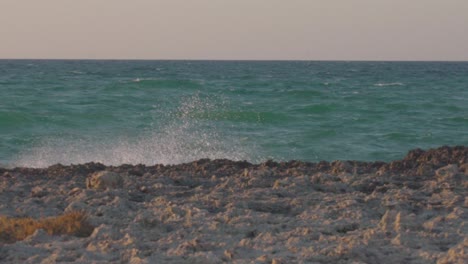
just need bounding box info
[1,0,468,61]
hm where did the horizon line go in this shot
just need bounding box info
[1,58,468,63]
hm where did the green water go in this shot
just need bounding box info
[1,60,467,167]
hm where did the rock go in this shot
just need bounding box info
[24,229,51,244]
[31,186,48,198]
[271,258,284,264]
[65,201,88,213]
[68,187,81,196]
[379,210,399,232]
[223,249,234,260]
[435,164,459,181]
[1,146,467,263]
[437,237,468,264]
[416,164,434,176]
[459,163,468,174]
[331,160,353,174]
[256,255,270,262]
[86,171,124,190]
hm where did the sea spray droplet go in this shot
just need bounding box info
[13,94,260,167]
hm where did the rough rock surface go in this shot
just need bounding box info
[0,146,467,263]
[86,171,124,190]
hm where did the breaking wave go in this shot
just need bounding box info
[13,95,259,168]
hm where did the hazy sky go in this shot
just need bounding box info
[1,0,467,60]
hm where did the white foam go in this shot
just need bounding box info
[374,82,404,87]
[13,95,259,168]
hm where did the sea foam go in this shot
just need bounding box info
[13,95,258,168]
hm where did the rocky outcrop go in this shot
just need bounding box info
[0,146,466,263]
[86,171,124,190]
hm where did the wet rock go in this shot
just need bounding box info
[406,145,468,167]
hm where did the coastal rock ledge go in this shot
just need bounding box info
[0,146,467,263]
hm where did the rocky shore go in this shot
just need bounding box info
[1,146,467,263]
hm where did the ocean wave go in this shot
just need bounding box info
[128,78,202,89]
[374,82,404,87]
[0,111,33,126]
[12,95,260,168]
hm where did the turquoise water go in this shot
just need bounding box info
[1,60,467,167]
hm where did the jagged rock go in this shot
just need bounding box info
[459,163,468,174]
[437,237,468,264]
[31,186,48,198]
[435,164,460,181]
[416,164,434,176]
[331,160,353,174]
[86,171,124,189]
[0,146,466,263]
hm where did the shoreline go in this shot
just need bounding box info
[1,145,467,263]
[2,145,467,175]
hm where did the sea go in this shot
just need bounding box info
[1,60,467,168]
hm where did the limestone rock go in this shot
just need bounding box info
[459,163,468,174]
[435,164,460,181]
[31,186,48,198]
[86,171,124,190]
[331,160,353,174]
[1,146,467,263]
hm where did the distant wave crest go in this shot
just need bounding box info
[374,82,404,87]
